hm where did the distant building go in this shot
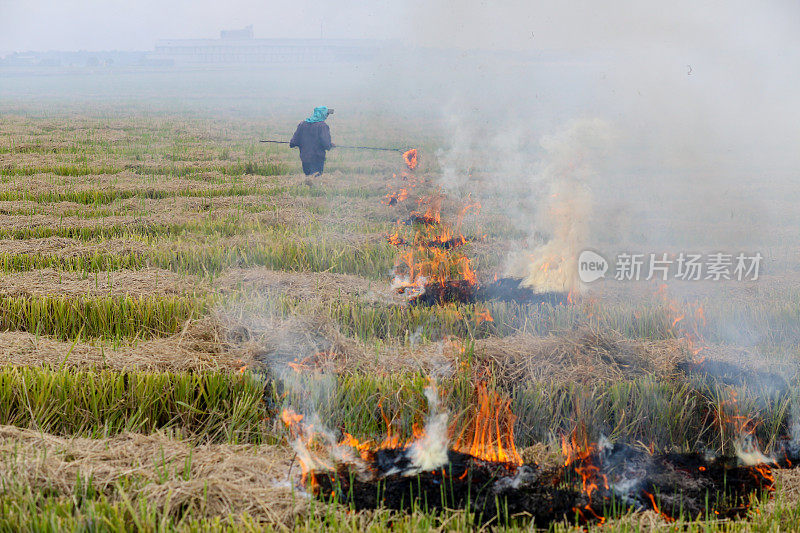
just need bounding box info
[147,26,391,66]
[0,50,148,68]
[220,25,254,41]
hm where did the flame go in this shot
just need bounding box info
[383,154,482,303]
[287,352,334,373]
[282,408,304,429]
[718,389,778,473]
[453,382,522,466]
[475,308,493,324]
[411,193,444,226]
[286,382,522,486]
[340,432,373,462]
[643,491,674,522]
[387,230,406,246]
[561,434,608,509]
[514,180,590,294]
[657,284,707,360]
[403,148,418,170]
[280,382,526,496]
[391,214,479,298]
[753,463,775,487]
[280,409,326,488]
[458,256,478,285]
[382,188,409,206]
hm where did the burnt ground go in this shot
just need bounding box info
[410,277,568,306]
[312,443,784,526]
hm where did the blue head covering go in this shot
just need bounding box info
[305,106,329,123]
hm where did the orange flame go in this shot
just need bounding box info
[384,155,482,301]
[656,284,707,360]
[280,409,321,487]
[403,148,418,170]
[453,382,522,466]
[387,230,406,246]
[281,409,304,431]
[411,193,444,225]
[339,383,523,469]
[561,434,609,503]
[643,491,674,522]
[282,383,525,493]
[382,188,409,206]
[475,308,493,325]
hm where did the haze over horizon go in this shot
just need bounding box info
[2,0,798,54]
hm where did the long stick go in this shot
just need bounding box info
[259,140,403,152]
[335,145,404,152]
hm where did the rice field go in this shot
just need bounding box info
[0,105,798,531]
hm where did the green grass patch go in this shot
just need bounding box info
[0,237,396,278]
[279,370,791,456]
[0,183,277,205]
[269,296,680,342]
[217,160,290,176]
[0,217,271,241]
[0,366,264,441]
[0,295,205,340]
[0,163,122,177]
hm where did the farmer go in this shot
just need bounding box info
[289,106,334,176]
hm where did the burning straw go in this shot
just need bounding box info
[387,190,482,305]
[281,379,788,526]
[403,148,418,170]
[508,119,612,296]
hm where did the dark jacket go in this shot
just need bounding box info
[289,121,333,163]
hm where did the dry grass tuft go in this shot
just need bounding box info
[216,267,402,305]
[477,327,688,385]
[0,425,304,525]
[0,236,148,257]
[0,268,203,298]
[0,317,253,372]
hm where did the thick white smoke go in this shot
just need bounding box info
[506,119,612,292]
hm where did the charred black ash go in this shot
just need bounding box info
[677,359,789,397]
[404,213,440,226]
[409,280,478,306]
[307,442,785,526]
[313,449,579,527]
[477,277,569,305]
[418,235,469,250]
[409,277,569,306]
[585,443,777,520]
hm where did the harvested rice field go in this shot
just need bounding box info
[1,105,800,532]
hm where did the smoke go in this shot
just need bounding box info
[387,4,800,418]
[407,383,450,473]
[502,119,612,292]
[395,1,800,267]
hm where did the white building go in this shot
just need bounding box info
[148,26,389,65]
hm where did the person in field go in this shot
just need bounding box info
[289,106,334,176]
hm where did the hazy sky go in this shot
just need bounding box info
[2,0,798,53]
[0,0,405,52]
